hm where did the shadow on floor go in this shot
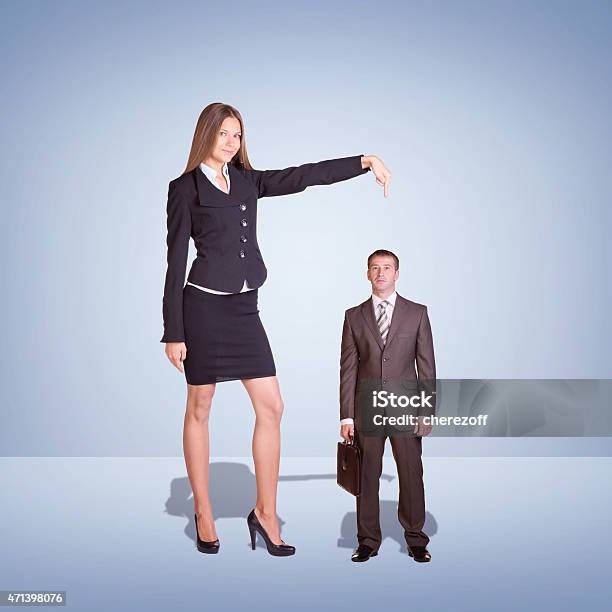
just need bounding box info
[164,461,436,552]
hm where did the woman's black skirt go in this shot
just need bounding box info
[182,284,276,385]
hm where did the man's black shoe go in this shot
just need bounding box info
[351,545,379,562]
[407,545,431,562]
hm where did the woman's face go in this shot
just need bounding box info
[213,117,242,164]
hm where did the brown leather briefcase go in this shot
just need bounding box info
[337,439,361,496]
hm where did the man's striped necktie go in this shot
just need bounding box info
[376,301,390,344]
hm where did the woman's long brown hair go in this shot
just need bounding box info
[183,102,253,175]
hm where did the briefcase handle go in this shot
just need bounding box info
[339,438,353,471]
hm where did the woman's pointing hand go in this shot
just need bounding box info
[361,155,392,197]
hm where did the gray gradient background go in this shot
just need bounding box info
[2,3,612,611]
[2,0,612,457]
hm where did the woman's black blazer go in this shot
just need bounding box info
[160,154,370,342]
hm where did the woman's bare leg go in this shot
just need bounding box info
[184,383,218,541]
[242,376,285,545]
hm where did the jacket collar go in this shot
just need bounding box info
[193,163,249,208]
[199,161,230,188]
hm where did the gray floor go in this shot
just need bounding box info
[1,457,611,611]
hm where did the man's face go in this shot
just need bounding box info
[367,256,399,293]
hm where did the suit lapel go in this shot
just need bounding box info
[384,294,408,349]
[360,298,384,351]
[193,163,252,207]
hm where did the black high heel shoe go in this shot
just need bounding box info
[247,509,295,556]
[194,513,220,554]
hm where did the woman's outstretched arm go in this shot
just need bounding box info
[244,154,391,198]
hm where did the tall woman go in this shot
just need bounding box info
[160,102,391,556]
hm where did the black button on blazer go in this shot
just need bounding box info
[160,154,370,342]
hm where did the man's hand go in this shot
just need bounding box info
[340,424,355,442]
[165,342,187,373]
[413,415,433,437]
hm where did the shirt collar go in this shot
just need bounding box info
[372,290,397,309]
[199,161,229,182]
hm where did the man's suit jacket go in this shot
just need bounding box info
[340,293,436,422]
[160,154,369,342]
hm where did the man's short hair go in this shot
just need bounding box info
[367,249,399,270]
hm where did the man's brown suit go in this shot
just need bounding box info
[340,293,435,550]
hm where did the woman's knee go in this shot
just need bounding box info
[256,397,284,423]
[186,385,216,422]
